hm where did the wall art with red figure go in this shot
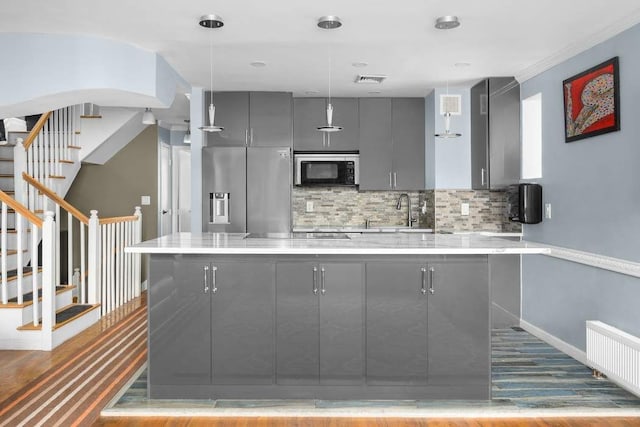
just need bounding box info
[563,57,620,143]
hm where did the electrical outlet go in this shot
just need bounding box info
[306,201,314,213]
[461,203,470,216]
[141,196,151,206]
[545,203,552,219]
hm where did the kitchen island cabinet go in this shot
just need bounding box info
[131,232,548,400]
[276,261,364,385]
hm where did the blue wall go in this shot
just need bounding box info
[521,24,640,349]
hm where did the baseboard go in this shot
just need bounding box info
[519,319,589,366]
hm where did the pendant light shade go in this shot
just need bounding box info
[435,112,462,138]
[199,103,224,132]
[198,14,224,133]
[317,103,343,132]
[142,108,155,125]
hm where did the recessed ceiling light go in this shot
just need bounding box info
[250,61,267,68]
[199,14,224,28]
[435,15,460,30]
[305,90,319,95]
[317,15,342,29]
[454,62,471,67]
[352,62,368,68]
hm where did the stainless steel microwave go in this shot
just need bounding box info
[294,152,359,186]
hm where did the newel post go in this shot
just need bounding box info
[41,211,56,350]
[88,210,101,305]
[13,138,27,205]
[134,206,142,297]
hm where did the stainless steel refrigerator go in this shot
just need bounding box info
[202,146,291,233]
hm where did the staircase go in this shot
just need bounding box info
[0,106,143,350]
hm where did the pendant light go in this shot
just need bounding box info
[198,14,224,133]
[142,108,156,125]
[317,16,342,133]
[435,81,462,138]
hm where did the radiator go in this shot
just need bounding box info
[586,321,640,397]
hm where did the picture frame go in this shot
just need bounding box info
[563,56,620,143]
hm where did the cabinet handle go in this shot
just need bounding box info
[428,267,435,295]
[389,172,393,189]
[320,267,326,295]
[327,133,330,147]
[312,266,318,295]
[481,168,486,186]
[211,266,218,294]
[250,127,254,145]
[420,267,427,295]
[245,129,249,146]
[393,172,397,189]
[203,265,209,294]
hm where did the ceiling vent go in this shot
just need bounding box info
[355,74,387,84]
[440,94,462,115]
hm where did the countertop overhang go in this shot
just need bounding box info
[126,232,549,255]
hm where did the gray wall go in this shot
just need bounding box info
[521,23,640,349]
[66,125,159,281]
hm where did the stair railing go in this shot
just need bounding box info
[22,175,142,316]
[0,190,55,342]
[13,106,79,210]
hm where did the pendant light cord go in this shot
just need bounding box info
[328,44,332,103]
[210,27,214,104]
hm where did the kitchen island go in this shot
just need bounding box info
[127,232,548,400]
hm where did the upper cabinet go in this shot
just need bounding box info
[359,98,425,191]
[206,91,292,147]
[470,78,520,190]
[293,98,359,151]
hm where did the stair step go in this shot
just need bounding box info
[3,266,41,281]
[80,115,102,119]
[50,159,74,164]
[1,285,71,307]
[0,174,13,178]
[48,175,65,180]
[0,158,13,162]
[6,228,31,234]
[68,145,81,150]
[17,303,100,330]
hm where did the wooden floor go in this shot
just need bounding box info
[1,292,639,427]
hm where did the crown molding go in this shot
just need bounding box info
[516,12,640,83]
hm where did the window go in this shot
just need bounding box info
[521,93,542,179]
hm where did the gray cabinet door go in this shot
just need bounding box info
[276,262,320,384]
[488,78,520,189]
[149,256,211,385]
[325,98,359,151]
[249,92,292,147]
[293,98,326,150]
[427,257,490,386]
[207,92,249,147]
[359,98,393,190]
[392,98,425,190]
[211,261,275,385]
[471,80,489,189]
[319,263,364,385]
[366,262,428,385]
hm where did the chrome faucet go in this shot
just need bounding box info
[396,193,417,228]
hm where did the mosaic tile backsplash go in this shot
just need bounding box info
[293,187,422,228]
[293,187,521,233]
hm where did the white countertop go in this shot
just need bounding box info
[126,232,548,255]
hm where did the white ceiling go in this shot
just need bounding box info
[3,0,640,126]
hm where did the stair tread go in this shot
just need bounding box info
[0,158,13,162]
[17,303,100,330]
[2,266,41,281]
[68,145,81,149]
[48,175,66,179]
[0,174,14,178]
[1,285,70,306]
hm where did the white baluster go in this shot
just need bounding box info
[55,204,60,291]
[16,215,23,305]
[134,206,142,297]
[31,226,39,326]
[101,224,106,315]
[41,211,55,350]
[115,221,121,309]
[107,223,113,313]
[13,138,27,206]
[80,221,86,304]
[87,210,100,306]
[1,202,7,304]
[68,212,73,287]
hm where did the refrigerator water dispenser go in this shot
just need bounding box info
[209,192,230,224]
